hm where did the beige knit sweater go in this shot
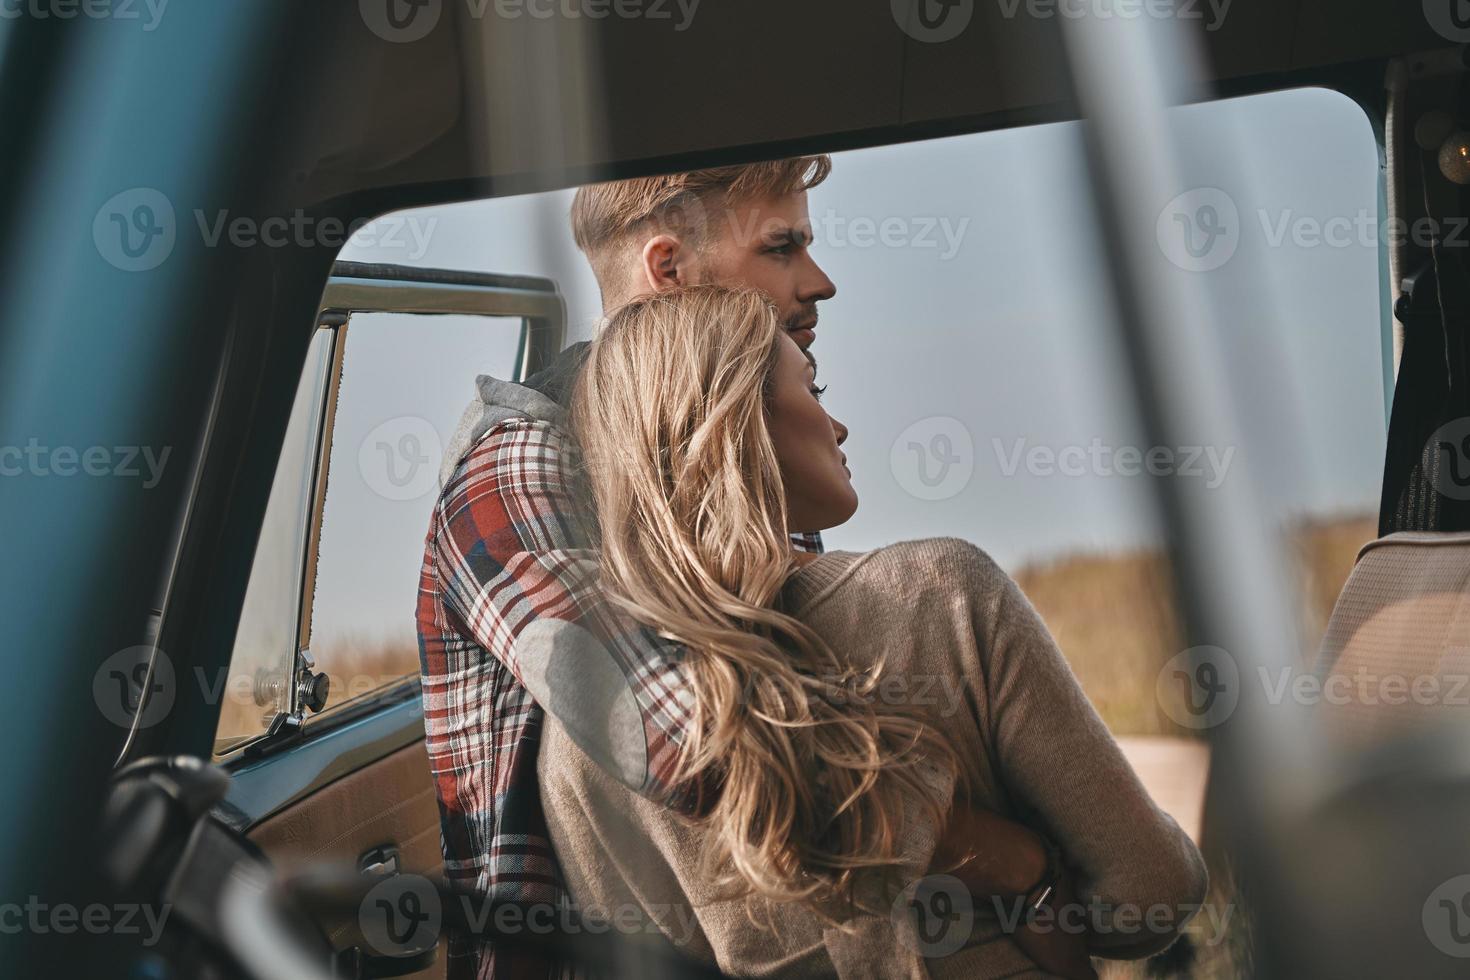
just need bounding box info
[537,538,1208,978]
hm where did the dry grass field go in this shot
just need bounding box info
[1014,513,1378,737]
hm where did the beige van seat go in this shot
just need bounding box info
[1313,532,1470,746]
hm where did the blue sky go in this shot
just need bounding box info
[316,85,1386,647]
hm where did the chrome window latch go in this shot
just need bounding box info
[246,649,331,757]
[293,648,331,714]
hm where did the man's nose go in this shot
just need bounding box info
[801,253,837,303]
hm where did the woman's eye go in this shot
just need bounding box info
[810,385,828,402]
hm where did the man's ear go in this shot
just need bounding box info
[639,234,687,293]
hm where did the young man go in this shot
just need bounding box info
[416,157,836,977]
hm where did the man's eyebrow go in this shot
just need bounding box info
[766,224,814,247]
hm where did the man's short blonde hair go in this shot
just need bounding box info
[570,156,832,298]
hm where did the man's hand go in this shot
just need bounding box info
[931,803,1048,899]
[1012,869,1097,980]
[930,804,1096,980]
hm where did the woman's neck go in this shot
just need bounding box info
[790,549,821,568]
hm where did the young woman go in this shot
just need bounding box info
[544,285,1207,978]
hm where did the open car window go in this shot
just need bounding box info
[210,264,564,759]
[301,311,525,720]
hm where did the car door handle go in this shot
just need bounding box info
[357,844,401,878]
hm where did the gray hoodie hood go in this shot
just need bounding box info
[437,341,590,487]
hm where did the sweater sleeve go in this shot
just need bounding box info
[957,541,1209,958]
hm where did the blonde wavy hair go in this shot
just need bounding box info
[569,284,964,916]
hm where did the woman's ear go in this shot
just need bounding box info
[640,234,686,293]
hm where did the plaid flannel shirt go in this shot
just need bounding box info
[417,364,821,980]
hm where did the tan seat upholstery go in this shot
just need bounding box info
[1313,532,1470,746]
